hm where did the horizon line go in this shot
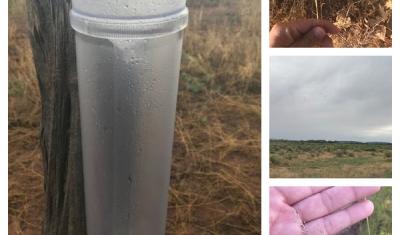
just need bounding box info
[270,138,392,144]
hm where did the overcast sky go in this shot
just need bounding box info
[270,56,392,143]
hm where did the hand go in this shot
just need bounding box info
[270,186,380,235]
[269,19,340,47]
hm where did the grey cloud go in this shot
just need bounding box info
[270,56,392,142]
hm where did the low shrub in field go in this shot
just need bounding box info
[270,155,291,166]
[287,153,296,160]
[270,145,280,153]
[270,155,282,165]
[384,151,392,159]
[335,149,346,158]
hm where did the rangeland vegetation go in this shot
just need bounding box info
[270,140,392,178]
[360,186,392,235]
[9,0,261,234]
[270,0,392,47]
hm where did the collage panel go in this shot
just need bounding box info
[269,186,392,235]
[269,0,392,48]
[8,0,261,234]
[269,56,392,178]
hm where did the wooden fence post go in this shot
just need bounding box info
[26,0,86,234]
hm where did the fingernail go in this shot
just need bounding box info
[312,27,326,40]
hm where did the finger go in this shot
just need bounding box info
[269,23,296,47]
[319,35,334,47]
[274,187,331,205]
[304,200,374,235]
[294,186,380,222]
[290,26,327,47]
[270,19,340,47]
[290,19,340,35]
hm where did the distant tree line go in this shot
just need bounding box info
[270,139,392,145]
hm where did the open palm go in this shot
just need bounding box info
[270,187,380,235]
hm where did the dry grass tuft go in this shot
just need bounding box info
[168,1,261,234]
[270,0,392,47]
[9,0,43,234]
[8,0,261,234]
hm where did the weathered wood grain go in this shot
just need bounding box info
[26,0,86,234]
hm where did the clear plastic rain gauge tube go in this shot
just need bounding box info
[70,1,188,234]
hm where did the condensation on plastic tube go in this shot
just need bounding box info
[70,8,188,39]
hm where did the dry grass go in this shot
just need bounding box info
[9,1,43,234]
[270,0,392,47]
[8,0,261,234]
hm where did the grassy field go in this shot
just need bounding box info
[270,0,392,47]
[270,140,392,178]
[8,0,261,234]
[359,187,392,235]
[336,186,392,235]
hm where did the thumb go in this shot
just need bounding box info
[291,26,327,47]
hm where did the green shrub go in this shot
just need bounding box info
[270,155,281,165]
[335,149,346,158]
[287,153,297,160]
[384,151,392,159]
